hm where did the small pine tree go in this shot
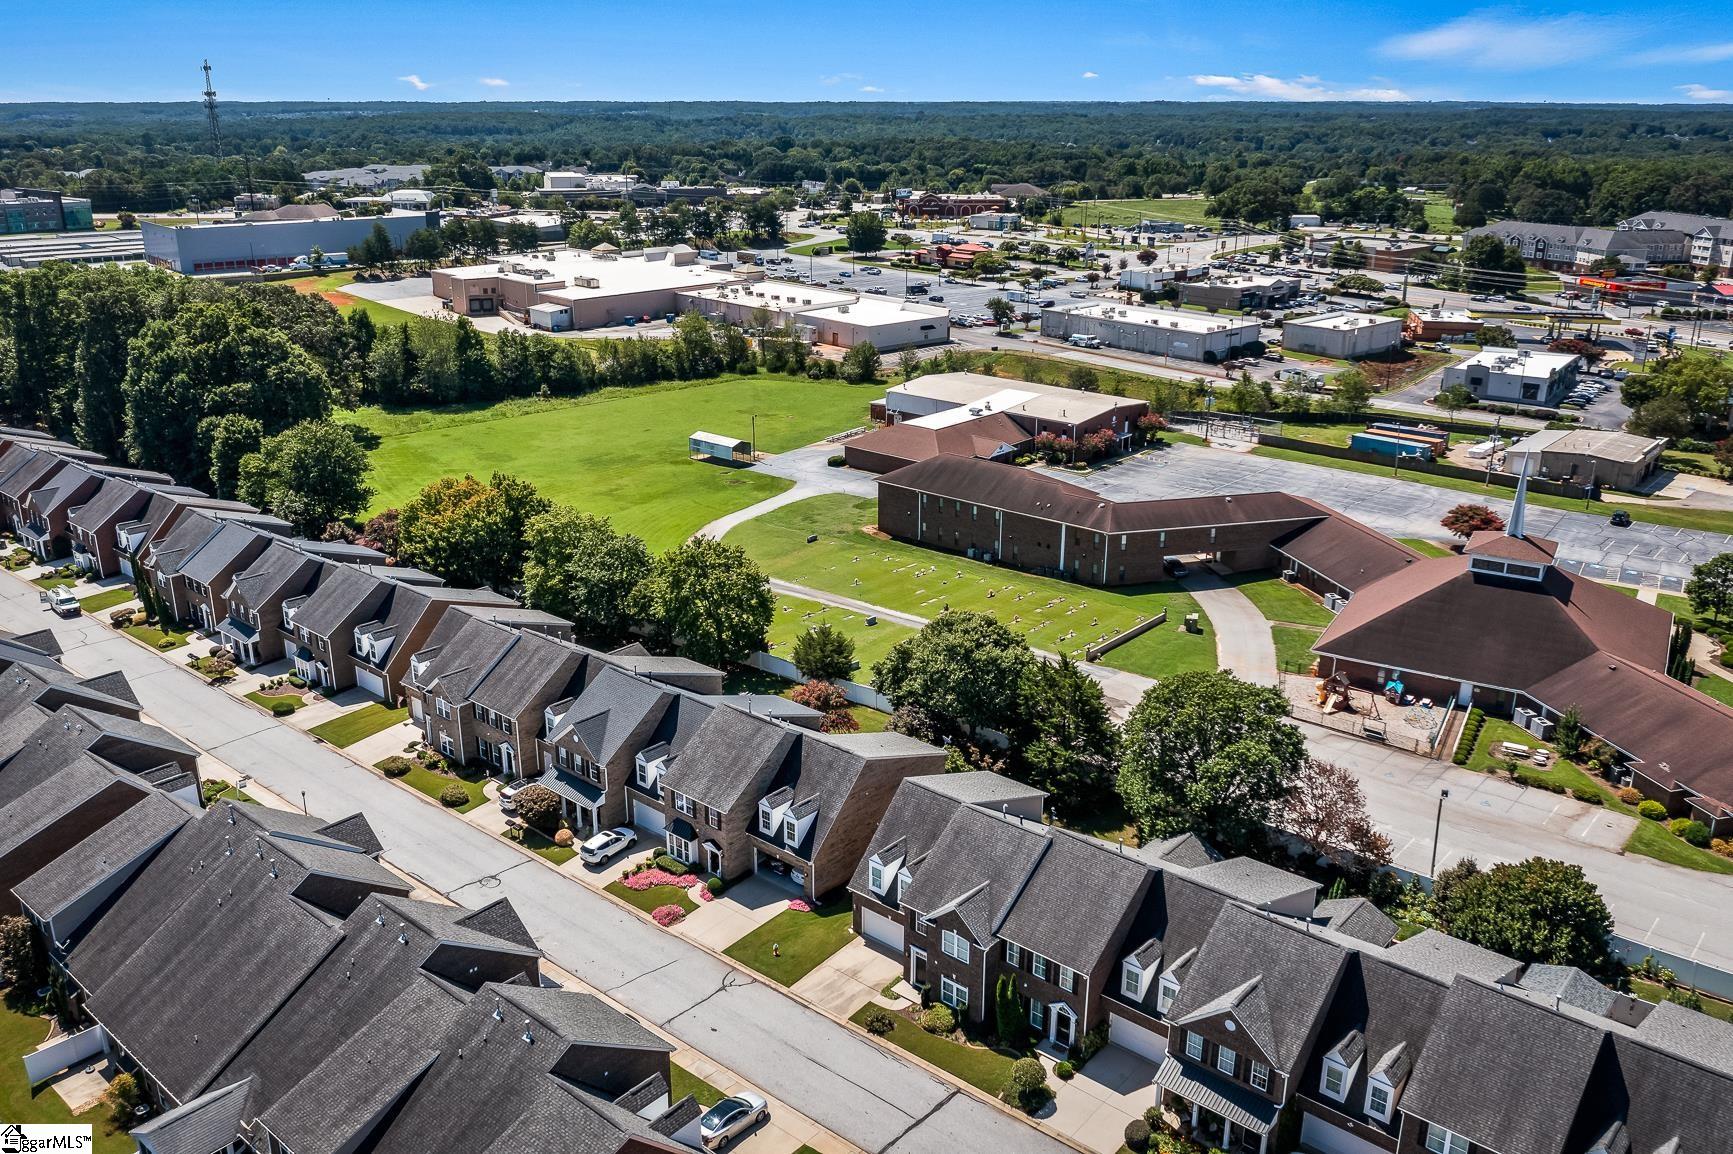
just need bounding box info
[994,973,1026,1048]
[791,622,856,682]
[1555,705,1583,759]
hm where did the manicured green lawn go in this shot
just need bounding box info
[849,1003,1016,1096]
[521,828,578,864]
[671,1063,726,1109]
[1060,197,1219,229]
[1631,979,1733,1022]
[1419,195,1457,231]
[344,375,877,552]
[1398,537,1453,558]
[723,901,854,986]
[606,879,698,915]
[395,763,488,813]
[1273,625,1324,674]
[245,689,306,713]
[765,595,915,682]
[1694,673,1733,707]
[0,995,132,1153]
[1224,572,1333,626]
[124,621,192,649]
[30,573,75,590]
[726,494,1214,676]
[203,783,258,805]
[309,703,410,747]
[78,586,136,613]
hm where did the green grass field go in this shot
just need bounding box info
[765,595,915,681]
[723,900,855,986]
[1418,195,1457,232]
[1223,572,1334,626]
[1273,625,1325,673]
[1694,673,1733,707]
[344,376,875,552]
[0,995,131,1153]
[124,621,191,649]
[725,494,1215,677]
[849,1003,1016,1096]
[309,703,410,747]
[1398,537,1453,558]
[394,762,488,813]
[1061,197,1219,229]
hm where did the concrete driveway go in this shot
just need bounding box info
[1177,571,1277,684]
[678,874,793,951]
[1038,1046,1158,1154]
[791,938,904,1018]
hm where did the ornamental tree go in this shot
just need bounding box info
[791,621,857,682]
[1440,503,1505,540]
[1432,856,1618,981]
[521,507,651,644]
[631,536,774,668]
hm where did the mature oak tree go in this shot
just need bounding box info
[397,472,552,592]
[630,536,774,668]
[520,508,651,644]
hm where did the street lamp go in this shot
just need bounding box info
[1429,788,1450,879]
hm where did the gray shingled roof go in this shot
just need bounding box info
[228,541,323,607]
[129,1077,253,1154]
[898,804,1050,943]
[903,770,1047,808]
[144,510,221,575]
[1185,857,1318,909]
[996,826,1153,974]
[1630,998,1733,1077]
[177,521,270,588]
[1519,964,1618,1017]
[1314,897,1397,947]
[1384,929,1522,986]
[551,666,675,765]
[13,791,192,921]
[659,705,795,813]
[467,630,593,718]
[68,476,148,534]
[288,564,387,638]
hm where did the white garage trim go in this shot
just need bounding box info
[1301,1112,1389,1154]
[631,798,667,838]
[355,668,387,700]
[860,907,905,951]
[1108,1012,1168,1063]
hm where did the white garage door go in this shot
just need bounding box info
[355,668,387,700]
[860,908,905,951]
[1301,1113,1389,1154]
[631,799,667,838]
[1108,1012,1168,1063]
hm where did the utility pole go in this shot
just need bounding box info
[1429,788,1450,879]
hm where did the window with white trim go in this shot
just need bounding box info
[757,804,776,834]
[1250,1062,1270,1092]
[868,860,885,893]
[915,915,931,935]
[439,734,453,757]
[1157,976,1178,1014]
[1321,1060,1350,1101]
[1058,966,1076,993]
[1183,1031,1204,1062]
[941,929,970,963]
[1006,942,1021,967]
[939,976,969,1011]
[1366,1080,1392,1121]
[1121,961,1142,999]
[1216,1045,1237,1077]
[434,697,450,719]
[1028,997,1045,1028]
[673,792,695,816]
[1424,1124,1468,1154]
[1032,955,1048,981]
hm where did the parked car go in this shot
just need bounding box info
[45,586,79,617]
[579,827,639,865]
[498,778,536,812]
[699,1093,768,1150]
[1263,351,1285,362]
[1609,509,1633,528]
[928,295,944,302]
[867,286,888,295]
[865,267,881,275]
[1164,557,1190,578]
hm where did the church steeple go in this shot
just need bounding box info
[1507,456,1531,541]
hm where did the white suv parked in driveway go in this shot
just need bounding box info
[580,827,638,864]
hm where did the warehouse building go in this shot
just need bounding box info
[1040,301,1261,363]
[1503,427,1666,490]
[1178,274,1299,312]
[1442,348,1582,407]
[1282,311,1403,359]
[678,280,949,350]
[0,230,143,269]
[432,244,737,327]
[141,210,437,275]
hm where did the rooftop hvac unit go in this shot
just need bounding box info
[839,304,850,313]
[1515,707,1536,729]
[1529,716,1555,741]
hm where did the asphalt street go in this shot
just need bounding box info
[0,582,1068,1154]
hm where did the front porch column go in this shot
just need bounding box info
[1190,1103,1199,1130]
[1222,1121,1233,1151]
[1257,1129,1267,1154]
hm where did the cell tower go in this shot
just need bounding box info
[200,59,254,196]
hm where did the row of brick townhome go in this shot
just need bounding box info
[852,772,1733,1154]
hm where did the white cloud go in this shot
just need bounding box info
[1678,82,1733,101]
[1382,15,1604,69]
[479,77,509,88]
[860,85,884,93]
[1189,73,1410,102]
[1637,41,1733,64]
[820,72,861,86]
[1081,71,1099,79]
[397,74,431,91]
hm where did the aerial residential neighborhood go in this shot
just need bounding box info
[3,5,1733,1153]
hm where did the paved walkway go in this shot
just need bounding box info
[695,482,826,542]
[1177,572,1278,686]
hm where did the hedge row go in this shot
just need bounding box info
[1452,708,1486,766]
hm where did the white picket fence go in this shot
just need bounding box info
[745,651,895,713]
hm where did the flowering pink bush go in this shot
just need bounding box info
[787,899,813,913]
[623,868,690,891]
[651,904,687,927]
[695,885,715,903]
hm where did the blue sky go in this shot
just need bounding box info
[4,1,1731,104]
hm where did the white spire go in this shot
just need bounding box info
[1507,454,1531,540]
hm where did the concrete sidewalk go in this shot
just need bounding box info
[1178,571,1278,685]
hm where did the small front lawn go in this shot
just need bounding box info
[516,827,578,864]
[309,703,410,747]
[1224,572,1334,626]
[29,573,76,590]
[188,653,239,682]
[1273,624,1323,675]
[78,586,136,614]
[384,759,489,813]
[848,1002,1016,1097]
[606,877,698,916]
[724,900,854,986]
[201,781,258,806]
[671,1063,726,1109]
[245,688,306,714]
[125,621,192,650]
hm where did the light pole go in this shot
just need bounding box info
[301,789,308,815]
[1429,788,1450,879]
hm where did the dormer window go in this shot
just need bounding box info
[1366,1079,1393,1121]
[1121,960,1141,999]
[868,859,885,893]
[1321,1057,1354,1102]
[1157,976,1178,1014]
[758,805,776,834]
[782,817,798,844]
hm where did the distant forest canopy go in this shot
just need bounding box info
[5,100,1733,224]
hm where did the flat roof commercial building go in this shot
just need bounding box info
[431,244,737,327]
[1179,274,1300,312]
[1403,307,1480,342]
[1,188,93,235]
[682,281,950,351]
[1442,347,1581,407]
[301,164,427,191]
[1282,311,1403,359]
[0,230,144,269]
[141,210,436,275]
[1041,301,1261,363]
[1504,427,1666,490]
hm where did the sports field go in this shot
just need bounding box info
[1060,197,1219,229]
[343,376,876,551]
[726,494,1215,679]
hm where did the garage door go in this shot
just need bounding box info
[1108,1013,1168,1063]
[860,908,905,951]
[355,668,387,700]
[1301,1113,1389,1154]
[631,799,667,838]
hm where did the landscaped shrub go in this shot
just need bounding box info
[1711,838,1733,859]
[623,868,692,892]
[156,638,177,649]
[862,1007,896,1036]
[200,779,227,804]
[1002,1056,1051,1113]
[1123,1119,1152,1153]
[513,784,561,831]
[439,783,470,808]
[1452,708,1486,766]
[705,876,723,895]
[1671,819,1712,847]
[1616,786,1644,806]
[1570,788,1603,805]
[378,756,413,778]
[105,1072,143,1127]
[787,898,812,913]
[652,853,692,875]
[270,700,296,717]
[1142,1106,1163,1129]
[918,1005,955,1035]
[827,454,846,467]
[288,674,308,688]
[1072,1020,1110,1065]
[553,828,574,847]
[650,904,686,927]
[1638,800,1669,821]
[1055,1060,1075,1080]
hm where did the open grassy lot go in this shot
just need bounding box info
[345,375,876,552]
[0,995,132,1153]
[1223,572,1333,626]
[1060,197,1219,229]
[1418,195,1457,232]
[723,900,855,986]
[309,703,410,748]
[765,594,915,681]
[849,1003,1015,1096]
[1398,537,1453,558]
[726,494,1214,676]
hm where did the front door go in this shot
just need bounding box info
[705,843,722,876]
[1051,1004,1077,1048]
[500,743,516,778]
[908,947,927,987]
